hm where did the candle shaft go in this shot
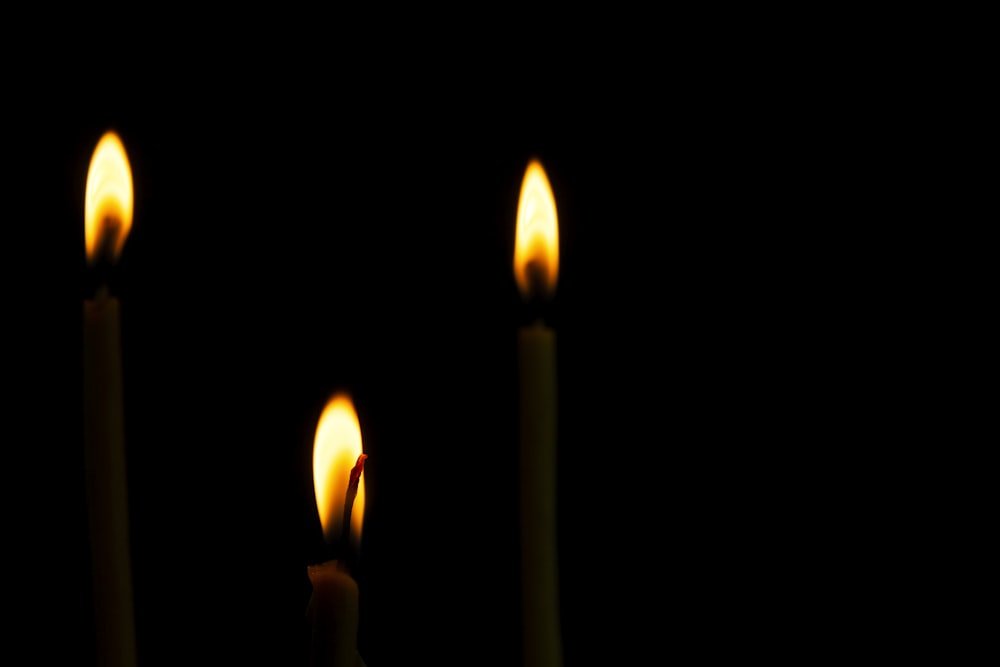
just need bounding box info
[307,561,360,667]
[83,293,137,667]
[519,322,562,667]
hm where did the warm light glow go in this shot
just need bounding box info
[514,159,559,300]
[85,131,134,264]
[313,393,366,545]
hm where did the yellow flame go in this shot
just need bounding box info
[514,159,559,300]
[85,131,134,264]
[313,392,366,544]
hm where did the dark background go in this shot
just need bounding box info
[5,20,909,667]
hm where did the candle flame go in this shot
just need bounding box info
[85,131,134,265]
[514,159,559,301]
[313,392,366,545]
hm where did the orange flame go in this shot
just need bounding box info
[513,159,559,301]
[313,393,366,545]
[85,131,133,264]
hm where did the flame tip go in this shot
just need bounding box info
[313,392,366,544]
[513,159,560,297]
[84,131,134,263]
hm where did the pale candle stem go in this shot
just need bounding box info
[307,561,360,667]
[83,287,137,667]
[308,453,367,667]
[519,322,562,667]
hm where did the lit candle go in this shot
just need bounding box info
[307,392,368,667]
[82,130,137,667]
[514,158,562,667]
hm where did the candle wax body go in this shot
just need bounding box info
[518,322,562,667]
[83,294,137,667]
[307,560,360,667]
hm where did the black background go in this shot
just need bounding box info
[5,18,909,667]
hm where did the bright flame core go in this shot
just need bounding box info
[514,159,559,300]
[85,131,134,264]
[313,393,366,545]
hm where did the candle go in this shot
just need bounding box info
[307,392,368,667]
[82,130,137,667]
[514,158,562,667]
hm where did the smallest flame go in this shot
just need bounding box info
[514,159,559,301]
[85,131,133,265]
[313,393,366,546]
